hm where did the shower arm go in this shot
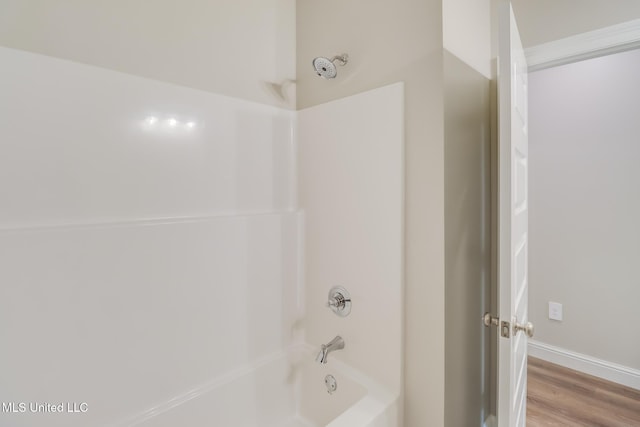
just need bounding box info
[330,54,349,66]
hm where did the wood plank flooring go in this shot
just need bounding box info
[527,357,640,426]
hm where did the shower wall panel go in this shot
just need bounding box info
[0,46,295,228]
[298,83,404,394]
[0,47,299,427]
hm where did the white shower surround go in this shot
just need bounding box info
[0,47,402,427]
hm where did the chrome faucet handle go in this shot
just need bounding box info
[327,286,351,317]
[327,296,343,309]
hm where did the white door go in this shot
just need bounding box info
[497,3,532,427]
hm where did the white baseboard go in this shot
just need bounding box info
[483,414,496,427]
[528,340,640,391]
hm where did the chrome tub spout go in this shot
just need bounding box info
[315,336,345,364]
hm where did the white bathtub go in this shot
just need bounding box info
[115,345,398,427]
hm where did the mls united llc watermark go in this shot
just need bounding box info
[2,402,88,414]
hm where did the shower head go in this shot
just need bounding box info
[312,54,349,79]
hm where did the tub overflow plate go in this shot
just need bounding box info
[325,374,337,395]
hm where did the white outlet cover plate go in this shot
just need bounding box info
[549,301,563,321]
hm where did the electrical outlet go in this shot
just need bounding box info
[549,302,563,321]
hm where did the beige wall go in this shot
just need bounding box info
[443,0,492,78]
[443,51,492,427]
[528,49,640,370]
[297,1,445,425]
[442,2,494,426]
[0,0,296,108]
[511,0,640,48]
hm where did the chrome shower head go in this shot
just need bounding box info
[312,54,349,79]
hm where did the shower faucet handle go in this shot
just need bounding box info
[327,295,344,309]
[326,286,351,317]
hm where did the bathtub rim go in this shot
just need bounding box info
[108,342,398,427]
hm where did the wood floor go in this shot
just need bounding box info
[527,357,640,426]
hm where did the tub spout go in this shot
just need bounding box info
[316,335,344,364]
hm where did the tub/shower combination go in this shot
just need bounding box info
[1,30,403,427]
